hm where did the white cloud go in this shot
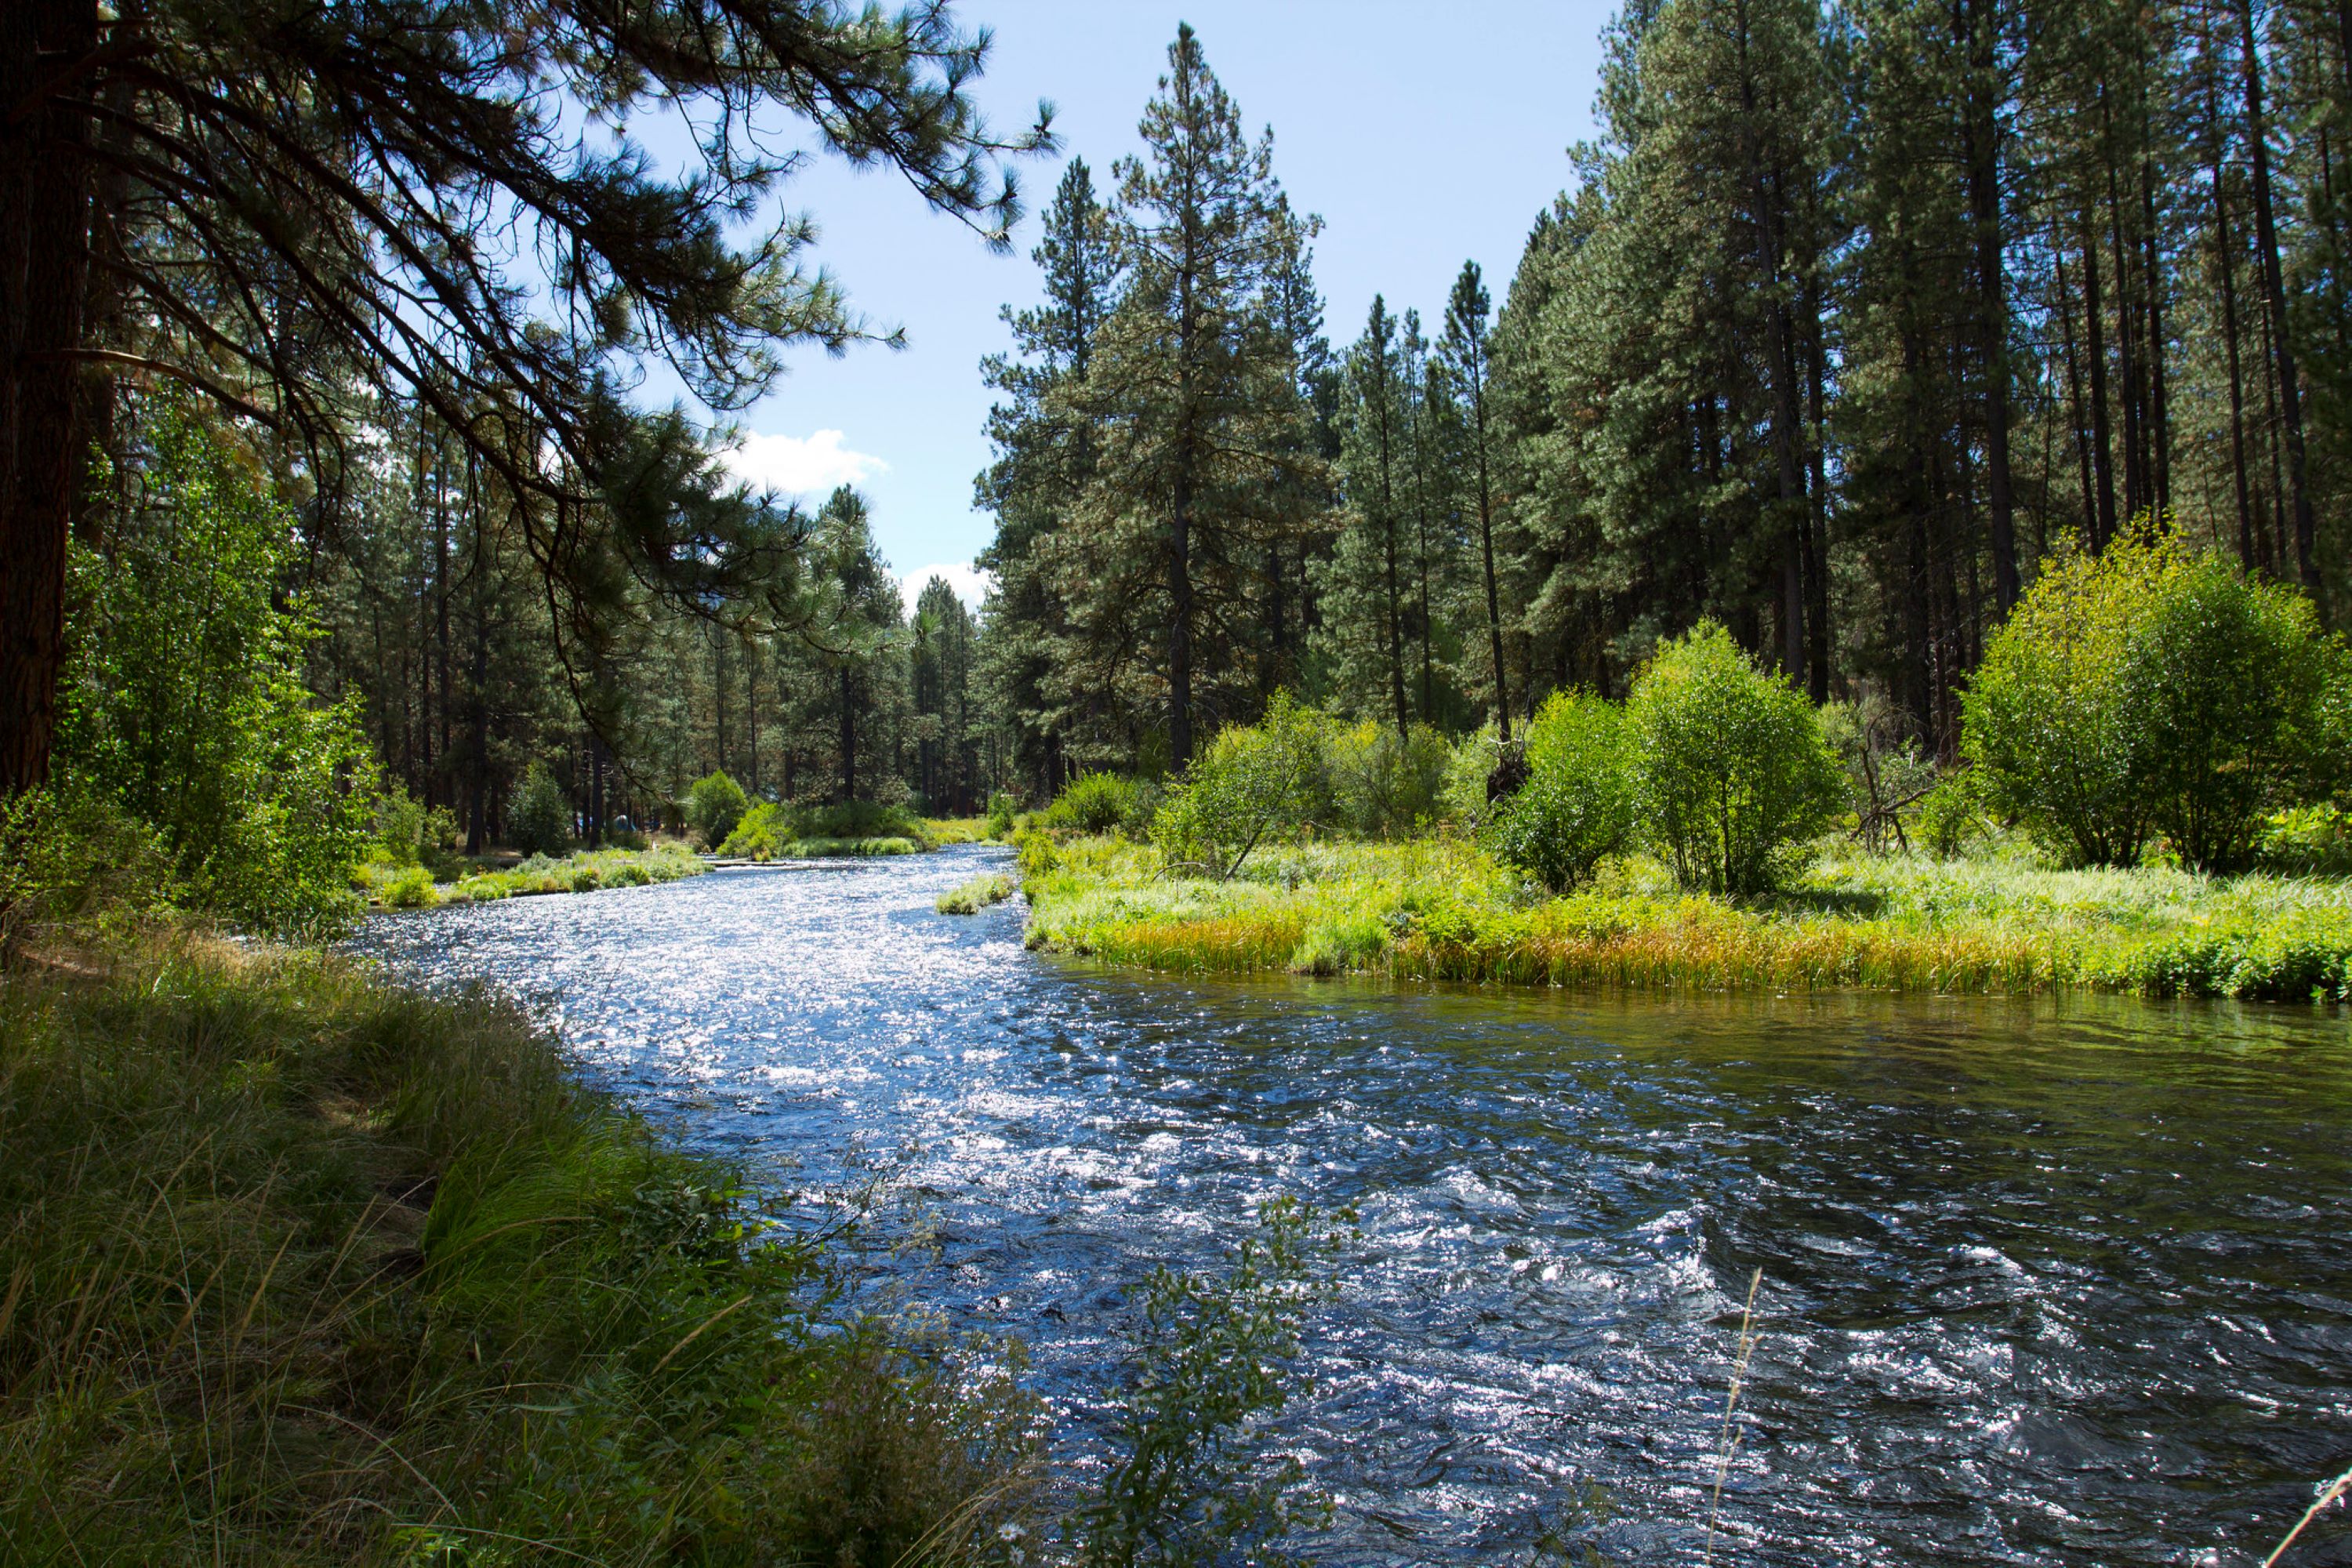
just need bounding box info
[718,428,887,495]
[898,562,995,619]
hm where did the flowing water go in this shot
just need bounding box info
[351,844,2352,1566]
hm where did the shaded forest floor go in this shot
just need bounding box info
[0,933,1037,1565]
[1019,835,2352,1001]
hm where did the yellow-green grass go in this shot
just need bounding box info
[358,844,709,909]
[922,816,990,845]
[1019,834,2352,1001]
[937,871,1017,914]
[751,834,925,860]
[0,934,1036,1566]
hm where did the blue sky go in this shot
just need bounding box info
[702,2,1611,612]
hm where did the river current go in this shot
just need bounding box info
[352,844,2352,1566]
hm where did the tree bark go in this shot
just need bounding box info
[2082,225,2120,548]
[1961,0,2020,610]
[2240,0,2321,590]
[0,0,99,793]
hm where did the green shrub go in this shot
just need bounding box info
[2258,805,2352,877]
[56,397,373,938]
[379,864,441,909]
[507,764,574,858]
[1913,771,1990,859]
[1822,691,1936,854]
[800,799,924,842]
[1152,694,1328,879]
[2118,550,2348,871]
[1965,536,2348,871]
[1628,621,1844,896]
[1440,728,1511,834]
[685,771,749,849]
[1486,691,1635,892]
[1324,721,1450,838]
[1047,771,1138,835]
[986,791,1018,839]
[374,786,460,872]
[720,801,797,861]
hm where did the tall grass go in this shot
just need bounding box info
[1019,834,2352,1000]
[0,936,1036,1565]
[356,843,710,909]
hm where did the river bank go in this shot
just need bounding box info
[0,930,1036,1565]
[1018,832,2352,1000]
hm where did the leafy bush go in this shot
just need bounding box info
[1486,691,1635,892]
[1047,771,1138,835]
[1074,1200,1344,1567]
[986,791,1018,839]
[2119,550,2348,871]
[56,397,374,938]
[507,764,575,858]
[1152,694,1329,879]
[719,801,796,860]
[1628,621,1844,896]
[376,786,460,875]
[684,771,748,849]
[1324,721,1450,839]
[0,786,177,952]
[1965,537,2349,871]
[800,799,924,842]
[1821,691,1936,854]
[1913,771,1991,859]
[1441,727,1511,833]
[2256,804,2352,877]
[379,864,441,909]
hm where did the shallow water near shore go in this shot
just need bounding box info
[351,843,2352,1565]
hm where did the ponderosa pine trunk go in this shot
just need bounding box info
[2240,0,2321,590]
[0,0,98,793]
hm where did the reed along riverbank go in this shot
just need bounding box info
[1018,833,2352,1000]
[0,931,1036,1566]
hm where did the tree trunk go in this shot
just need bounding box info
[1,0,97,793]
[838,662,855,804]
[1961,0,2020,610]
[2082,225,2120,547]
[1471,370,1511,742]
[2241,0,2322,590]
[2209,90,2258,568]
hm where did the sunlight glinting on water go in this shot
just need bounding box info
[354,846,2352,1566]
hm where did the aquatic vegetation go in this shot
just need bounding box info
[1022,834,2352,1000]
[357,844,706,907]
[938,870,1016,913]
[721,801,932,861]
[0,937,1040,1566]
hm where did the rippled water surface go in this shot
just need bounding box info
[351,846,2352,1565]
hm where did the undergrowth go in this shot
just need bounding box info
[1019,833,2352,1001]
[355,843,709,909]
[938,872,1017,914]
[0,938,1039,1565]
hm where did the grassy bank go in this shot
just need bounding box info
[358,843,710,909]
[1020,834,2352,1001]
[0,937,1036,1565]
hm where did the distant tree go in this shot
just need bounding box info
[1063,24,1312,768]
[1440,260,1515,742]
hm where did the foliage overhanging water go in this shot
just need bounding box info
[352,844,2352,1565]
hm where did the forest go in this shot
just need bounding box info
[982,4,2352,788]
[7,0,2352,1564]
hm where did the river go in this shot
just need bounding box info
[351,844,2352,1566]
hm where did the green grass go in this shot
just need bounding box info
[1019,833,2352,1000]
[936,872,1017,915]
[356,844,710,909]
[0,935,1037,1566]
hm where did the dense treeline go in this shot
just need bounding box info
[981,3,2352,787]
[2,0,1042,884]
